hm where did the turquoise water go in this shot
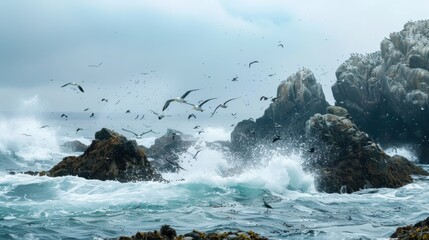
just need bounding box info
[1,117,428,239]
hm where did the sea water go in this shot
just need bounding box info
[1,116,428,240]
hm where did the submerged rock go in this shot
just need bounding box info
[231,69,329,157]
[48,128,163,182]
[61,140,88,152]
[391,216,429,239]
[332,20,429,162]
[304,111,428,193]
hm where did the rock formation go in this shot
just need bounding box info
[391,216,429,239]
[61,140,88,152]
[332,20,429,162]
[231,69,329,157]
[48,128,163,182]
[303,109,428,193]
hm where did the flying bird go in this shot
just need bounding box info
[211,97,240,117]
[40,125,49,129]
[76,128,83,133]
[101,98,108,102]
[188,149,203,159]
[88,62,103,67]
[134,115,139,120]
[231,76,238,82]
[121,128,158,138]
[150,110,170,120]
[263,200,274,212]
[61,82,84,93]
[260,96,269,101]
[90,113,95,118]
[84,108,89,111]
[188,97,217,112]
[125,110,130,114]
[162,89,201,111]
[278,43,284,48]
[272,135,281,143]
[22,133,32,137]
[249,60,259,68]
[61,114,68,119]
[188,113,196,119]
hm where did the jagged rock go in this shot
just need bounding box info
[231,69,329,157]
[304,112,428,193]
[61,140,88,152]
[332,20,429,162]
[48,128,163,182]
[146,129,194,172]
[391,216,429,239]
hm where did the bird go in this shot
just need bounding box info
[211,97,240,117]
[197,130,204,134]
[231,113,237,116]
[125,110,130,114]
[162,89,201,111]
[150,110,169,120]
[188,113,196,119]
[188,97,217,112]
[278,43,284,48]
[121,128,157,138]
[40,125,49,129]
[22,133,32,137]
[268,73,276,77]
[272,135,281,143]
[188,149,203,159]
[101,98,108,102]
[84,108,89,111]
[231,76,238,82]
[308,147,315,153]
[260,96,269,101]
[140,115,145,120]
[249,60,259,68]
[271,97,278,102]
[263,200,273,212]
[134,115,139,120]
[61,114,68,119]
[76,128,83,133]
[88,62,103,67]
[193,125,200,129]
[61,82,84,93]
[90,113,95,118]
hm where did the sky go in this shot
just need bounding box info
[0,0,428,133]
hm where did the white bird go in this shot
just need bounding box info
[121,128,158,138]
[61,82,84,93]
[188,97,217,112]
[211,97,240,117]
[162,89,201,111]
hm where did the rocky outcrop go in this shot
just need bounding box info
[48,128,163,182]
[146,129,194,172]
[61,140,88,152]
[391,216,429,239]
[303,110,428,193]
[332,20,429,162]
[231,69,329,157]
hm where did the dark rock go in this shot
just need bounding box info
[48,128,163,182]
[61,140,88,152]
[160,225,176,239]
[304,112,428,193]
[231,69,329,157]
[146,129,194,173]
[332,20,429,162]
[391,216,429,239]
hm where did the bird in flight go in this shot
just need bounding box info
[188,149,203,159]
[61,82,84,93]
[211,97,240,117]
[125,110,130,114]
[88,62,103,67]
[150,110,170,120]
[76,128,83,133]
[84,108,89,111]
[260,96,270,101]
[40,125,49,129]
[61,114,68,119]
[162,89,202,111]
[121,128,158,138]
[187,97,217,112]
[249,60,259,68]
[263,200,273,212]
[272,135,281,143]
[22,133,32,137]
[90,113,95,118]
[188,113,196,120]
[101,98,108,102]
[231,76,238,82]
[278,43,284,48]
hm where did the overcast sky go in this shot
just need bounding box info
[1,0,428,124]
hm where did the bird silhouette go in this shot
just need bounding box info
[249,60,259,68]
[61,82,84,93]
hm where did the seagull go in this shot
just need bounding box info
[193,125,200,129]
[188,97,217,112]
[268,73,276,77]
[88,62,103,67]
[101,98,108,102]
[197,130,205,134]
[188,149,203,159]
[249,60,259,68]
[278,43,284,48]
[61,82,84,93]
[188,113,196,119]
[61,114,68,119]
[140,115,145,120]
[231,76,238,82]
[271,97,278,102]
[260,96,269,101]
[231,113,237,116]
[121,128,157,138]
[211,97,240,117]
[272,135,281,143]
[162,89,201,111]
[134,115,139,120]
[76,128,83,133]
[90,113,95,118]
[263,200,273,212]
[125,110,130,114]
[40,125,49,129]
[150,110,170,120]
[84,108,89,111]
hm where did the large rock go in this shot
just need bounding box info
[231,69,329,157]
[303,110,428,193]
[391,216,429,239]
[332,20,429,162]
[48,128,163,182]
[61,140,88,152]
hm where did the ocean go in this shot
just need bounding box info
[0,116,428,240]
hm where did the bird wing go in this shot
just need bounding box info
[162,99,174,111]
[61,82,72,88]
[194,149,203,158]
[249,61,259,68]
[188,114,196,119]
[198,97,217,107]
[224,97,239,105]
[121,128,138,137]
[150,110,160,116]
[77,85,84,93]
[181,89,201,99]
[210,105,221,118]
